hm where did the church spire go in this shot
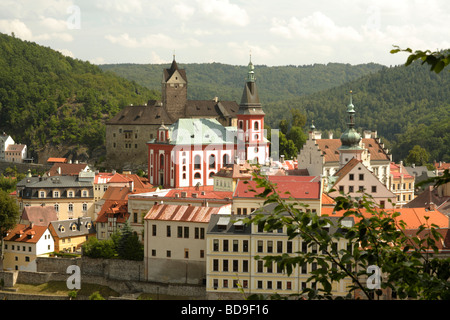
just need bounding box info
[339,90,362,149]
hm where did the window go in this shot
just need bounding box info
[53,191,59,198]
[200,250,204,258]
[159,154,164,168]
[349,174,354,181]
[223,279,228,288]
[194,172,201,179]
[372,186,377,193]
[233,260,239,272]
[194,155,201,170]
[209,154,215,169]
[243,240,249,252]
[166,226,171,237]
[254,121,259,130]
[68,203,73,212]
[152,225,157,236]
[359,174,364,180]
[287,241,292,253]
[267,241,273,253]
[243,260,249,272]
[223,154,230,165]
[68,191,74,197]
[213,259,219,271]
[184,226,189,238]
[233,240,239,252]
[39,191,46,198]
[223,260,228,272]
[213,239,219,251]
[257,240,263,253]
[223,239,229,252]
[349,186,354,193]
[82,203,87,212]
[152,250,156,256]
[257,260,263,272]
[184,249,189,259]
[54,203,59,212]
[82,190,88,197]
[277,241,283,253]
[177,226,183,238]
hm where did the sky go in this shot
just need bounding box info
[0,0,449,67]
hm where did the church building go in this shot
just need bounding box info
[297,92,391,186]
[105,57,239,170]
[147,59,270,188]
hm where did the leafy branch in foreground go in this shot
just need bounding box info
[391,46,450,74]
[242,173,450,300]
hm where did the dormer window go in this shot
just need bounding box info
[68,191,74,198]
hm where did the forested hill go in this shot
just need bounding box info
[263,62,450,163]
[0,33,158,162]
[99,62,384,103]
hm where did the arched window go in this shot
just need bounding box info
[194,172,201,179]
[209,154,215,169]
[254,121,259,130]
[239,121,243,129]
[223,154,230,165]
[194,155,201,169]
[160,154,164,168]
[209,172,215,178]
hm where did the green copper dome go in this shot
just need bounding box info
[339,90,362,149]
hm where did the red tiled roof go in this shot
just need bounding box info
[316,138,389,163]
[4,224,48,244]
[144,204,223,223]
[96,200,129,223]
[390,162,413,179]
[164,189,233,200]
[321,207,449,229]
[47,158,67,163]
[21,206,58,227]
[234,175,321,200]
[46,163,89,176]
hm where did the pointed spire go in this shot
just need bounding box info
[247,53,255,82]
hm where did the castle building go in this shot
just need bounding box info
[297,92,391,186]
[105,57,239,170]
[146,60,270,188]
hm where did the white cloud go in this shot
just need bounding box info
[270,12,363,42]
[39,16,67,31]
[34,32,74,42]
[0,19,33,40]
[173,2,195,21]
[96,0,143,14]
[57,48,74,57]
[105,32,201,50]
[196,0,249,27]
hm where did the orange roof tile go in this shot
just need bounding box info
[4,224,48,244]
[144,204,223,223]
[316,138,389,163]
[234,176,321,200]
[321,207,449,230]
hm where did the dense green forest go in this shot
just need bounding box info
[99,62,383,103]
[0,33,158,161]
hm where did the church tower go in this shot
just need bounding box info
[161,56,188,121]
[236,57,269,164]
[338,91,364,168]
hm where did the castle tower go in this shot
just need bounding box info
[161,56,188,121]
[338,90,364,168]
[236,57,269,164]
